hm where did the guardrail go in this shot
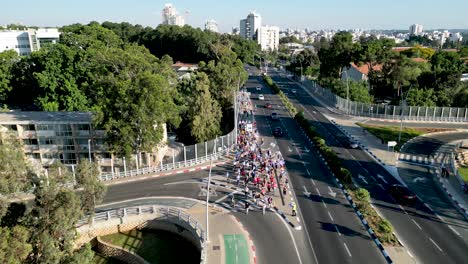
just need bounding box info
[78,205,207,264]
[293,75,468,123]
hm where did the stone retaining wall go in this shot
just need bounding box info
[95,237,149,264]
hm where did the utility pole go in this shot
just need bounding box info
[205,140,217,243]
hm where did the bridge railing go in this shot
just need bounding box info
[78,205,207,264]
[294,75,468,122]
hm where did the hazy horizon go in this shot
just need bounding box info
[2,0,467,33]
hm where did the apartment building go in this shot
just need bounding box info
[258,25,280,51]
[0,112,167,173]
[0,28,60,56]
[240,11,262,41]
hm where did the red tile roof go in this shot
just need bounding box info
[350,63,382,76]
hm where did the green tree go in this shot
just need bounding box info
[0,50,18,102]
[0,225,32,264]
[0,132,35,194]
[76,160,106,217]
[188,72,222,142]
[318,31,357,79]
[279,36,302,44]
[90,44,181,157]
[406,88,437,106]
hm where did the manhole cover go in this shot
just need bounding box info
[212,245,220,250]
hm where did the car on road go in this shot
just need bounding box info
[349,141,359,149]
[291,89,297,94]
[258,94,265,100]
[273,127,283,137]
[271,112,279,120]
[388,184,417,204]
[265,103,272,109]
[256,86,261,91]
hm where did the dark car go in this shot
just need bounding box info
[265,103,272,109]
[273,127,283,137]
[389,184,417,204]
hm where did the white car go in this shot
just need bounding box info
[258,94,265,100]
[256,86,261,91]
[350,141,359,149]
[291,89,297,94]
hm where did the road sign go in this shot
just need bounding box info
[388,141,397,147]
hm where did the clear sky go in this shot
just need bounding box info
[1,0,467,32]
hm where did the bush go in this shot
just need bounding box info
[355,188,371,203]
[378,219,393,234]
[338,168,353,184]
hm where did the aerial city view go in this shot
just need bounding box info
[0,1,467,263]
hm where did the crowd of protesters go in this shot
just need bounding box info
[231,91,293,215]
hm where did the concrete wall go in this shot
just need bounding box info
[95,237,149,264]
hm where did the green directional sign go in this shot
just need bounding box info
[224,234,250,264]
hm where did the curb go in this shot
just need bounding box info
[433,168,468,219]
[294,120,393,264]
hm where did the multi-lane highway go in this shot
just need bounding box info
[264,68,468,264]
[246,73,386,263]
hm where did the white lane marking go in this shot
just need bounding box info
[328,211,334,222]
[343,242,352,257]
[434,213,444,222]
[311,178,316,186]
[306,168,311,175]
[448,225,461,237]
[274,206,306,264]
[398,205,408,215]
[295,147,303,158]
[322,200,327,208]
[334,225,342,236]
[315,187,321,196]
[429,238,443,252]
[411,219,422,230]
[215,190,239,203]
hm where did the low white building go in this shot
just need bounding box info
[205,19,218,33]
[0,28,60,56]
[258,25,279,51]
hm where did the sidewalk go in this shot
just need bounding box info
[185,202,257,264]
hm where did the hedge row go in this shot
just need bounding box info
[265,76,398,246]
[263,75,297,116]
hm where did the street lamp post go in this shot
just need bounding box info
[398,85,413,142]
[88,139,92,162]
[205,140,217,243]
[344,69,350,114]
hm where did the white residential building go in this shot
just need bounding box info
[258,26,279,51]
[409,24,423,36]
[161,3,185,26]
[205,19,218,33]
[0,28,60,56]
[240,11,262,40]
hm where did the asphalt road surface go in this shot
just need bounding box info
[265,68,468,264]
[247,73,386,263]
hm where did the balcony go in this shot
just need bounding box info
[24,145,39,151]
[21,130,36,138]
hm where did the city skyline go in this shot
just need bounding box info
[1,0,468,32]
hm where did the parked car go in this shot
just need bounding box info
[388,184,417,204]
[258,94,265,100]
[256,86,262,91]
[271,112,279,120]
[273,127,283,137]
[265,103,272,109]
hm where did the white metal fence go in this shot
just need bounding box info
[99,131,235,182]
[300,78,468,122]
[78,205,207,264]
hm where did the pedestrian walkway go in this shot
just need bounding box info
[173,201,257,264]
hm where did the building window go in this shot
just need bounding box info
[60,152,76,164]
[22,124,35,131]
[37,124,55,131]
[42,152,58,159]
[6,125,17,131]
[27,153,40,159]
[23,138,38,145]
[63,138,75,150]
[78,124,90,131]
[56,124,72,136]
[40,138,55,145]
